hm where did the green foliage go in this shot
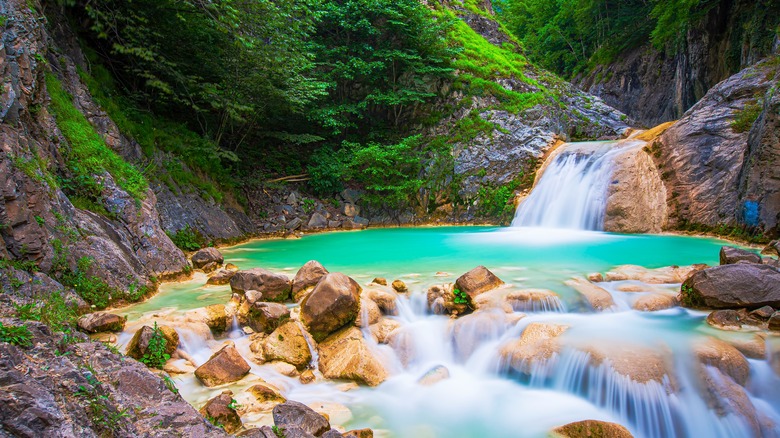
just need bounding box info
[39,291,78,333]
[166,226,204,252]
[272,425,286,438]
[60,257,116,310]
[139,322,170,369]
[307,147,346,196]
[649,0,718,49]
[75,384,130,433]
[162,375,179,395]
[477,184,516,220]
[679,282,703,308]
[46,73,148,200]
[301,199,316,214]
[453,288,469,305]
[0,258,40,272]
[731,99,763,133]
[13,302,41,321]
[0,322,33,347]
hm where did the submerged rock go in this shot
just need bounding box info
[720,246,762,265]
[194,344,251,387]
[77,312,126,333]
[262,321,313,369]
[318,327,388,386]
[199,390,242,434]
[192,247,224,269]
[605,264,704,284]
[552,420,634,438]
[632,293,678,312]
[455,266,504,300]
[126,325,179,359]
[292,261,329,301]
[579,343,673,386]
[418,365,450,386]
[230,268,292,302]
[368,318,402,344]
[693,337,750,386]
[681,264,780,309]
[273,400,331,436]
[301,273,361,342]
[565,278,614,311]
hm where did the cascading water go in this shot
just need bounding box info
[512,141,627,230]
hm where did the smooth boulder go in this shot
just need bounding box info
[301,273,361,342]
[262,321,313,369]
[292,261,329,301]
[499,323,568,376]
[77,312,126,333]
[230,268,292,302]
[192,247,224,269]
[720,246,762,265]
[552,420,633,438]
[194,344,251,387]
[126,325,179,359]
[681,264,780,309]
[318,327,389,386]
[273,401,331,437]
[455,266,504,300]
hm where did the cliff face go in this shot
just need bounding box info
[0,0,258,298]
[654,56,780,236]
[575,0,780,126]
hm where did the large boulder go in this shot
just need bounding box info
[292,261,329,301]
[499,323,568,376]
[186,304,230,333]
[77,312,126,333]
[192,248,224,269]
[720,246,762,265]
[194,344,251,387]
[552,420,633,438]
[273,401,331,437]
[318,327,389,386]
[207,269,236,285]
[230,268,292,302]
[455,266,504,300]
[301,273,361,342]
[693,337,750,386]
[262,321,313,369]
[126,325,179,359]
[199,390,242,434]
[247,302,290,334]
[681,264,780,309]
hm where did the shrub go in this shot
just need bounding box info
[0,322,33,347]
[166,226,205,251]
[140,322,170,369]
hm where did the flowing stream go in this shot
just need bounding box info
[116,227,780,437]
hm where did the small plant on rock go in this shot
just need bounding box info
[272,425,285,438]
[0,322,33,347]
[453,288,469,305]
[140,322,170,369]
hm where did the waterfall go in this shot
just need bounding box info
[511,141,623,230]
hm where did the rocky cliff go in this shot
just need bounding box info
[575,0,780,126]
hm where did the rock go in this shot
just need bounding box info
[372,277,387,286]
[632,293,678,311]
[603,143,667,233]
[273,401,331,437]
[455,266,504,300]
[262,321,313,369]
[427,284,469,316]
[693,337,750,386]
[368,318,402,344]
[287,192,299,205]
[226,263,240,271]
[301,273,362,342]
[720,246,762,265]
[552,420,634,438]
[300,369,316,384]
[587,273,604,282]
[355,297,381,327]
[681,264,780,309]
[286,217,303,231]
[499,323,568,376]
[194,344,251,387]
[418,365,450,386]
[247,302,290,334]
[77,312,126,333]
[697,366,763,436]
[580,343,672,385]
[199,390,242,434]
[770,312,780,331]
[202,262,219,273]
[237,426,278,437]
[706,309,747,330]
[318,327,389,386]
[343,429,373,438]
[750,305,775,320]
[230,268,292,302]
[207,269,236,285]
[352,216,369,227]
[328,220,342,228]
[342,203,359,217]
[308,213,328,229]
[762,240,780,257]
[292,261,329,302]
[565,278,614,311]
[342,219,366,230]
[722,334,767,360]
[366,288,397,314]
[391,279,408,293]
[186,304,230,333]
[605,264,704,284]
[126,325,179,359]
[192,247,224,269]
[247,381,286,404]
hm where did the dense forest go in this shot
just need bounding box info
[495,0,780,78]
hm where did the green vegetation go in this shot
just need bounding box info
[272,425,286,438]
[0,322,33,347]
[679,282,704,308]
[46,73,147,200]
[60,257,116,310]
[453,288,469,305]
[162,375,179,395]
[166,226,205,252]
[75,384,130,433]
[731,99,763,133]
[39,292,78,333]
[139,322,170,369]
